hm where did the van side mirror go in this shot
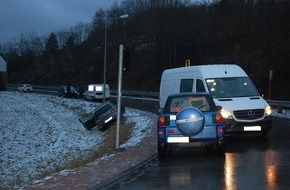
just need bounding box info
[216,105,222,111]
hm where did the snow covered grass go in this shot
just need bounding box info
[0,91,157,189]
[272,108,290,120]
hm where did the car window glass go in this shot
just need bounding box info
[206,77,259,98]
[170,96,210,113]
[95,104,112,116]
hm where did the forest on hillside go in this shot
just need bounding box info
[0,0,289,100]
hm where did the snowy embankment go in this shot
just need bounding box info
[0,91,157,189]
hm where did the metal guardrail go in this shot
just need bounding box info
[6,84,290,109]
[6,84,160,99]
[6,84,59,96]
[267,100,290,109]
[111,90,159,99]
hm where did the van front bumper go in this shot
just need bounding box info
[223,116,272,134]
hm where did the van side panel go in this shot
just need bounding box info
[160,78,180,109]
[160,69,201,109]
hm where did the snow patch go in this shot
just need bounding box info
[0,91,157,189]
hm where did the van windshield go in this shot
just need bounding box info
[206,77,259,98]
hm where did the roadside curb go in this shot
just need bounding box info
[88,153,159,190]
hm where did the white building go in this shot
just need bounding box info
[0,55,7,90]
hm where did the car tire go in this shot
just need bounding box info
[158,142,171,158]
[204,139,225,156]
[215,139,225,156]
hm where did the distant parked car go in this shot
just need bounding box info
[84,84,111,102]
[157,93,225,157]
[17,84,33,92]
[58,85,78,98]
[78,86,85,99]
[79,100,125,131]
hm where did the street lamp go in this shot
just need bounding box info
[268,69,273,99]
[103,14,129,103]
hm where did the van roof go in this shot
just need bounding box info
[162,64,247,78]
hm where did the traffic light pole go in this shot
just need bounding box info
[116,44,124,149]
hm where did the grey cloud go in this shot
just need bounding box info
[0,0,118,43]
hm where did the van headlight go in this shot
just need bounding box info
[220,108,232,119]
[265,106,272,116]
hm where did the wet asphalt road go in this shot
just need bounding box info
[104,118,290,190]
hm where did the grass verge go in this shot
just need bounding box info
[66,117,133,169]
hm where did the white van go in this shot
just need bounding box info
[84,84,111,101]
[159,64,272,136]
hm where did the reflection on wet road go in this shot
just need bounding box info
[224,138,279,190]
[106,119,290,190]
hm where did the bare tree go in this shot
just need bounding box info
[71,22,92,45]
[92,8,106,30]
[56,29,71,48]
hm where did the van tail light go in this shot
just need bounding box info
[158,116,170,126]
[213,113,223,124]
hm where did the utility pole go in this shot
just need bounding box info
[115,44,124,149]
[268,69,273,99]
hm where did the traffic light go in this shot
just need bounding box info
[185,59,190,67]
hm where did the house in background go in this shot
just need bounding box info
[0,55,7,90]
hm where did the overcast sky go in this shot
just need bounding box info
[0,0,119,44]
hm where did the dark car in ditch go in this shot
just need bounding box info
[79,100,125,131]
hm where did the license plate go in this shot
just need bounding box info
[244,126,261,131]
[170,115,176,120]
[105,117,113,123]
[167,137,189,143]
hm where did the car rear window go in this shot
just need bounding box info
[168,96,211,113]
[95,104,112,117]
